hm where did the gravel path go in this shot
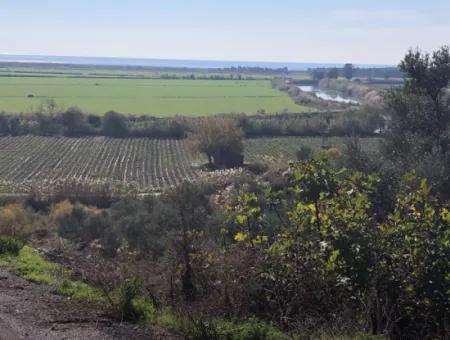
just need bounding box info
[0,269,178,340]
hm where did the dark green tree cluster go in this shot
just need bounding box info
[0,109,187,139]
[382,46,450,196]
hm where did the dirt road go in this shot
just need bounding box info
[0,269,178,340]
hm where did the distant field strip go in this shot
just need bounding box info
[0,77,309,116]
[0,136,380,193]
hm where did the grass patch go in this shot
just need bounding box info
[133,301,383,340]
[0,246,104,303]
[0,77,310,116]
[132,298,290,340]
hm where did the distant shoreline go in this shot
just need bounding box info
[0,54,392,71]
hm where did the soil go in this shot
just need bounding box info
[0,269,180,340]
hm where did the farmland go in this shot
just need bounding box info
[0,76,310,116]
[0,136,201,193]
[245,136,381,163]
[0,64,307,79]
[0,136,380,194]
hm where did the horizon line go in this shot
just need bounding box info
[0,53,396,69]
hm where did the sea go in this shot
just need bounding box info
[0,55,390,71]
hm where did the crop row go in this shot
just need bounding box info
[0,136,201,193]
[0,136,381,194]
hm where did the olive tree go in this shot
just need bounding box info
[382,46,450,194]
[191,117,244,169]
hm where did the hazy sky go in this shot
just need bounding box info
[1,0,449,64]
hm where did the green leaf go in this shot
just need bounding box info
[236,215,247,225]
[234,232,248,242]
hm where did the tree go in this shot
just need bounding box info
[0,114,10,136]
[228,161,449,337]
[379,177,450,338]
[327,67,339,79]
[102,111,128,138]
[312,69,325,81]
[342,134,371,172]
[36,113,64,136]
[192,118,244,168]
[61,107,88,136]
[165,182,214,301]
[343,63,354,80]
[9,116,24,136]
[382,46,450,193]
[401,46,450,107]
[87,114,102,128]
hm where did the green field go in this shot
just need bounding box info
[0,76,309,116]
[0,65,297,80]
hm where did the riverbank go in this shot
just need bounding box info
[318,78,384,108]
[298,85,359,104]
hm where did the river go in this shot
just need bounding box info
[298,85,359,104]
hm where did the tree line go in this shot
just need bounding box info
[0,108,384,140]
[310,65,402,81]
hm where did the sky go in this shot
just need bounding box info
[1,0,449,65]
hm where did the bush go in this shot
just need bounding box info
[112,278,145,322]
[241,111,381,138]
[130,118,187,138]
[0,204,31,240]
[61,107,92,136]
[102,111,128,138]
[57,203,105,243]
[36,113,64,136]
[296,145,312,161]
[49,200,74,221]
[221,161,449,338]
[0,114,11,135]
[0,236,24,255]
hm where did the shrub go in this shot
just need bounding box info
[0,236,24,255]
[36,113,64,136]
[57,203,104,243]
[49,200,74,221]
[296,145,312,161]
[0,114,11,135]
[113,278,145,322]
[61,107,91,136]
[0,204,31,240]
[246,161,269,174]
[222,161,449,338]
[102,111,128,138]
